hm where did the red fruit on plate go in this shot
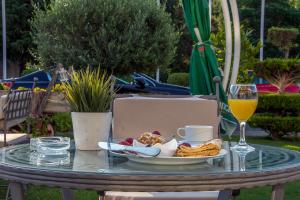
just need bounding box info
[152,130,161,136]
[119,141,131,146]
[180,143,191,147]
[125,137,134,145]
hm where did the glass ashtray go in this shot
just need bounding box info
[31,137,70,155]
[29,151,70,166]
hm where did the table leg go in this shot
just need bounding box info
[61,188,75,200]
[218,190,232,200]
[8,182,24,200]
[98,191,105,200]
[272,184,285,200]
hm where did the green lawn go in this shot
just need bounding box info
[228,136,300,200]
[3,136,300,199]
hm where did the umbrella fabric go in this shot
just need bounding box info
[182,0,226,102]
[182,0,236,134]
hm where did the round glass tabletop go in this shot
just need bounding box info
[1,142,300,176]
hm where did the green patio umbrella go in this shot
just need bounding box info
[182,0,226,100]
[182,0,236,134]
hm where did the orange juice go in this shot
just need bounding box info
[228,99,258,122]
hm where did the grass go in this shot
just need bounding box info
[227,135,300,200]
[2,136,300,199]
[229,135,300,151]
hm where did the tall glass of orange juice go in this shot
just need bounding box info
[228,84,258,152]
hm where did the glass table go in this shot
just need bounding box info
[1,142,300,200]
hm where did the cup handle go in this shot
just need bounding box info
[177,128,185,138]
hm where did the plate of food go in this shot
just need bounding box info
[101,131,227,165]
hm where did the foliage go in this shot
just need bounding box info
[249,93,300,139]
[254,58,300,93]
[290,0,300,9]
[238,0,300,58]
[0,0,50,68]
[249,115,300,139]
[31,0,179,74]
[52,84,66,93]
[34,87,46,92]
[267,27,299,58]
[22,113,72,136]
[17,87,46,92]
[52,113,72,133]
[62,67,115,112]
[210,4,260,84]
[0,84,9,91]
[167,73,189,87]
[24,116,52,138]
[21,62,42,76]
[161,0,193,73]
[256,94,300,115]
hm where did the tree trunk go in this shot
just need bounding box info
[284,49,290,58]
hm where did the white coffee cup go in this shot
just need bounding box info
[177,125,214,142]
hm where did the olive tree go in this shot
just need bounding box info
[31,0,179,74]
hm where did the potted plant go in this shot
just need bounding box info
[63,67,115,150]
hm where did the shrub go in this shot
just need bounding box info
[249,115,300,139]
[31,0,179,74]
[256,94,300,115]
[52,113,72,133]
[267,27,299,58]
[21,62,42,76]
[254,58,300,93]
[167,73,189,87]
[210,4,260,84]
[249,93,300,139]
[24,116,53,137]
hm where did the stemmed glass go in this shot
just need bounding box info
[228,84,258,152]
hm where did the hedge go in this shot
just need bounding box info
[167,73,189,87]
[256,94,300,115]
[249,93,300,139]
[249,115,300,139]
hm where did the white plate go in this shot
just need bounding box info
[111,149,227,165]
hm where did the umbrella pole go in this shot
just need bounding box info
[2,0,7,79]
[221,0,233,92]
[228,0,241,86]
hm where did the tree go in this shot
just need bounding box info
[31,0,179,75]
[210,1,260,84]
[254,59,300,93]
[161,0,193,73]
[0,0,50,70]
[290,0,300,9]
[267,27,299,58]
[238,0,300,58]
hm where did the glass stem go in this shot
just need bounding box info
[240,154,246,171]
[239,121,247,146]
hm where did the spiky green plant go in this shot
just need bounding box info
[63,67,115,112]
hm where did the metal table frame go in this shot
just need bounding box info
[1,154,300,200]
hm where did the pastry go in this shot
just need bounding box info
[175,141,221,157]
[138,132,164,145]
